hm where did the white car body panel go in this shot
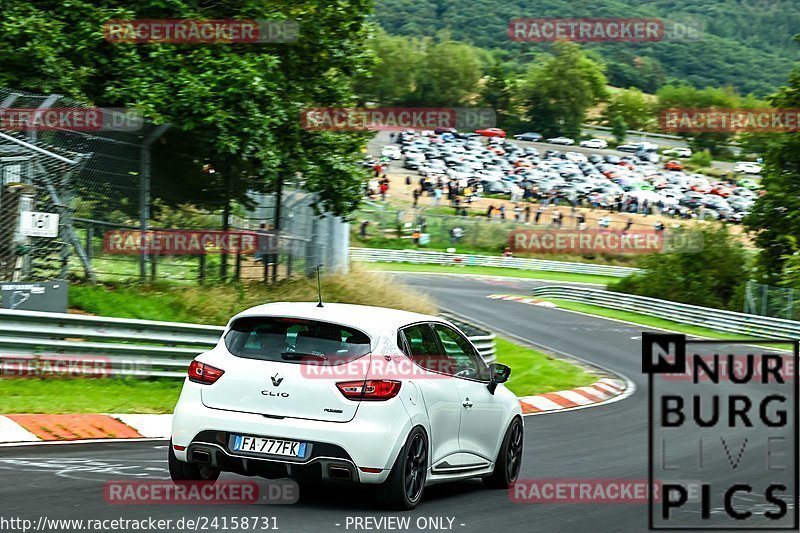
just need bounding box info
[171,302,522,487]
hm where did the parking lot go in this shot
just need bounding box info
[365,130,759,228]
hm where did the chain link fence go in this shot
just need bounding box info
[0,87,349,286]
[743,281,798,320]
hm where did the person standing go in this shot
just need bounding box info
[525,205,531,224]
[412,188,420,208]
[534,206,543,225]
[433,186,442,206]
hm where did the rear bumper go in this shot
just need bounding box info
[171,381,413,484]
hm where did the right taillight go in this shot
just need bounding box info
[188,360,225,385]
[337,380,401,401]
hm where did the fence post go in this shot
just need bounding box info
[198,253,206,284]
[150,251,157,282]
[85,225,93,259]
[235,251,242,281]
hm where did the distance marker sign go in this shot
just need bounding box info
[20,211,59,238]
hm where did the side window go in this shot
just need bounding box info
[432,324,489,381]
[400,323,455,375]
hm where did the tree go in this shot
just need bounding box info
[519,41,607,138]
[603,88,654,131]
[655,83,741,155]
[610,225,749,310]
[413,38,482,107]
[354,29,423,105]
[609,113,628,145]
[745,45,800,281]
[0,0,374,221]
[478,60,520,130]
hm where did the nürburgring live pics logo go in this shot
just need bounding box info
[643,333,799,530]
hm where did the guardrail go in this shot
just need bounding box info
[530,285,800,338]
[351,247,639,278]
[0,308,496,377]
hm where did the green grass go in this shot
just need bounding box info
[0,337,596,413]
[0,378,181,414]
[495,337,598,396]
[366,262,618,285]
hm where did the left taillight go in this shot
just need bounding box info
[337,380,401,401]
[187,360,225,385]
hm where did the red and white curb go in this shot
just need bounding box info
[518,378,627,415]
[488,294,557,308]
[0,379,626,443]
[0,414,172,444]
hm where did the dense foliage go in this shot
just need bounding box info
[609,226,749,310]
[0,0,374,218]
[374,0,800,96]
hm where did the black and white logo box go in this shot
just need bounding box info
[643,333,799,530]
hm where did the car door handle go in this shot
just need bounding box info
[462,398,473,409]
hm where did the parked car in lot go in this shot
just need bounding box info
[738,178,761,190]
[663,147,692,158]
[382,146,402,160]
[616,143,641,153]
[170,303,523,510]
[579,138,608,149]
[475,128,507,138]
[664,160,685,171]
[547,136,575,145]
[514,132,543,142]
[403,155,425,170]
[734,162,762,174]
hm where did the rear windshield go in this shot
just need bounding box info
[224,317,371,364]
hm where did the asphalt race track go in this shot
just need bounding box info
[0,273,794,532]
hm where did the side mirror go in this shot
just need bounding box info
[487,363,511,394]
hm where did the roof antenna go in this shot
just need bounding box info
[316,265,324,307]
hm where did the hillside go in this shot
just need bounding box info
[374,0,800,96]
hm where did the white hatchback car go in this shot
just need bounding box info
[170,302,523,510]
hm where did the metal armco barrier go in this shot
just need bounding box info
[0,308,496,377]
[531,285,800,338]
[350,247,638,278]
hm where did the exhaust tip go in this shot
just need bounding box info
[191,449,212,465]
[328,465,353,481]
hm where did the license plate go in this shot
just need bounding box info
[231,435,307,458]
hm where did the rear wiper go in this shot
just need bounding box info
[281,352,327,361]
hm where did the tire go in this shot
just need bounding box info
[377,427,428,510]
[168,443,220,484]
[484,417,523,489]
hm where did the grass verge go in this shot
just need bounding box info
[0,378,181,414]
[365,262,618,285]
[69,267,437,324]
[0,338,598,413]
[496,337,599,396]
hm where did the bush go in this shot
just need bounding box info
[609,225,748,310]
[688,150,713,168]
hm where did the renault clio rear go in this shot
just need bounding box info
[170,302,523,509]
